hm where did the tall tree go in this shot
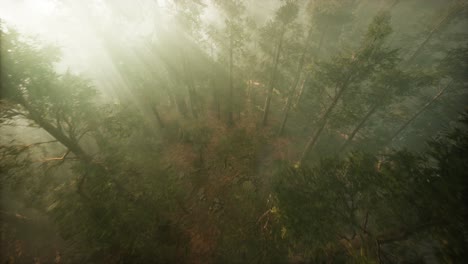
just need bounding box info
[278,26,313,136]
[298,12,397,165]
[261,0,299,126]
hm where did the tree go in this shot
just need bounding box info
[386,45,468,148]
[274,112,468,262]
[212,0,247,126]
[277,25,313,136]
[338,68,432,153]
[0,24,187,263]
[298,12,396,165]
[261,0,299,126]
[1,1,468,262]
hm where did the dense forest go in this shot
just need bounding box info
[1,0,467,263]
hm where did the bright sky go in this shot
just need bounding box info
[0,0,276,97]
[1,0,101,72]
[0,0,165,100]
[0,0,164,72]
[0,0,58,44]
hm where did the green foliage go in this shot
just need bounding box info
[1,1,468,262]
[1,30,58,97]
[275,1,299,25]
[274,115,468,261]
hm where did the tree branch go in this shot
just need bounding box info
[36,150,75,163]
[21,140,59,149]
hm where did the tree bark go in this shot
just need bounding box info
[294,78,307,109]
[404,3,466,66]
[339,103,379,152]
[152,106,164,128]
[298,68,358,165]
[261,26,286,127]
[187,85,198,119]
[181,53,198,119]
[294,25,326,108]
[298,86,346,165]
[19,98,92,163]
[386,82,452,146]
[278,27,314,136]
[227,22,235,127]
[340,0,455,153]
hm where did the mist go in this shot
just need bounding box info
[1,0,467,263]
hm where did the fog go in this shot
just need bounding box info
[1,0,467,263]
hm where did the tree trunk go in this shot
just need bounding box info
[335,0,446,153]
[298,70,356,165]
[20,96,159,210]
[19,98,91,162]
[386,82,452,146]
[152,106,164,128]
[294,78,307,109]
[339,103,379,152]
[182,56,199,119]
[294,26,326,108]
[209,44,220,120]
[404,3,466,66]
[175,95,188,117]
[212,80,220,120]
[227,22,235,127]
[163,83,176,107]
[187,85,198,119]
[278,95,293,136]
[278,27,314,136]
[261,26,286,127]
[299,88,344,165]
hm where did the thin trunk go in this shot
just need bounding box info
[315,25,327,59]
[19,98,91,162]
[185,62,198,119]
[261,26,286,127]
[21,97,157,209]
[278,96,293,136]
[187,85,198,119]
[404,3,465,66]
[210,44,220,120]
[294,78,307,109]
[227,22,234,127]
[278,27,314,136]
[299,68,357,165]
[299,90,343,164]
[216,96,221,120]
[164,83,176,107]
[212,82,220,120]
[246,79,252,115]
[152,106,164,128]
[386,82,452,146]
[334,0,428,153]
[179,50,198,119]
[294,26,326,107]
[0,19,3,99]
[251,82,257,115]
[339,103,379,152]
[176,94,188,117]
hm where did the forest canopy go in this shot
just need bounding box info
[0,0,467,263]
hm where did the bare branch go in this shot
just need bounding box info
[36,151,78,163]
[77,128,92,142]
[21,140,59,149]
